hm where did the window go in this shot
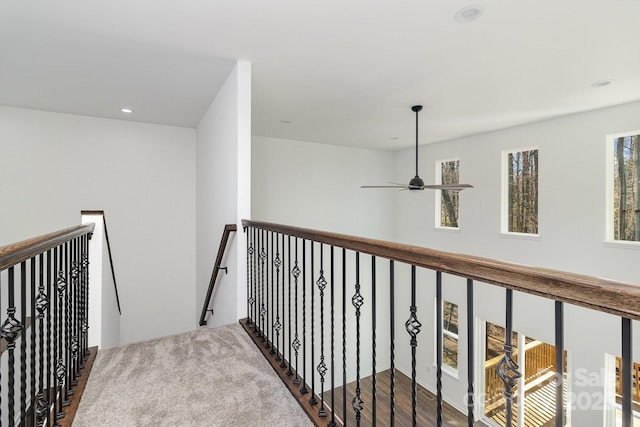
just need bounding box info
[442,300,459,371]
[609,132,640,242]
[503,148,539,234]
[436,159,460,228]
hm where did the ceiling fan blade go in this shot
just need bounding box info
[422,183,474,191]
[361,185,408,189]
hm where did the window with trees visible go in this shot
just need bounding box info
[436,159,460,228]
[442,301,459,371]
[503,148,538,234]
[610,132,640,242]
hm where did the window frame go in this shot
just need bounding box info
[605,130,640,247]
[439,299,459,376]
[501,146,540,237]
[435,158,461,230]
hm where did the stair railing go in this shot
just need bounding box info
[0,223,95,427]
[199,224,237,326]
[240,219,640,427]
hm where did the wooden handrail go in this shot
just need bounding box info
[0,223,95,271]
[82,210,121,314]
[199,223,237,326]
[242,219,640,320]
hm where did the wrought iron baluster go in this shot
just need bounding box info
[467,279,475,427]
[63,241,72,404]
[21,261,27,423]
[292,238,301,385]
[436,271,443,426]
[286,235,293,376]
[246,226,252,329]
[554,301,564,427]
[496,289,521,427]
[37,253,50,427]
[352,252,364,426]
[2,266,23,427]
[259,230,266,340]
[622,317,632,427]
[56,245,68,420]
[342,248,347,427]
[329,245,336,427]
[251,228,257,331]
[316,243,327,416]
[279,233,287,369]
[371,255,377,427]
[82,237,90,361]
[389,260,395,427]
[405,265,421,427]
[248,227,255,330]
[269,231,274,352]
[274,233,282,359]
[300,239,309,395]
[30,256,37,424]
[71,239,80,386]
[46,249,53,426]
[309,242,317,406]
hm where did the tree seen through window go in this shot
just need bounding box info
[614,134,640,241]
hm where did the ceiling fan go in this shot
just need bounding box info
[362,105,473,192]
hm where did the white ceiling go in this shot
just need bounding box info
[2,1,639,151]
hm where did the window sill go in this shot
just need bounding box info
[435,226,461,233]
[441,364,459,380]
[603,240,640,250]
[499,232,541,241]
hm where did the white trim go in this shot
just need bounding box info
[604,129,640,245]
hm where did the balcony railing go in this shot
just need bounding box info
[0,224,95,426]
[240,219,640,427]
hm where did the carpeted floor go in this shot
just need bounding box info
[73,323,313,426]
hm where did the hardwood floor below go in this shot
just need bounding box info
[327,369,484,426]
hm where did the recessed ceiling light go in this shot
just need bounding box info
[120,108,134,114]
[592,79,614,88]
[455,5,484,23]
[280,120,291,124]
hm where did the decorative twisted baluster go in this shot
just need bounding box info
[258,231,267,340]
[371,256,377,426]
[405,265,422,426]
[273,239,282,360]
[268,232,274,352]
[496,289,521,427]
[316,244,327,417]
[342,248,347,426]
[436,271,443,426]
[300,240,308,395]
[2,267,23,427]
[467,279,475,427]
[247,227,254,329]
[328,246,337,427]
[352,252,364,426]
[389,260,396,427]
[286,235,293,376]
[292,238,301,385]
[56,258,68,419]
[36,253,49,427]
[309,243,317,406]
[81,246,90,360]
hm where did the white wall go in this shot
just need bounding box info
[0,106,196,345]
[252,136,396,240]
[394,100,640,424]
[196,60,251,328]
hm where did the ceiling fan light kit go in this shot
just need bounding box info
[362,105,474,192]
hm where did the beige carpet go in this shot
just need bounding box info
[73,323,313,426]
